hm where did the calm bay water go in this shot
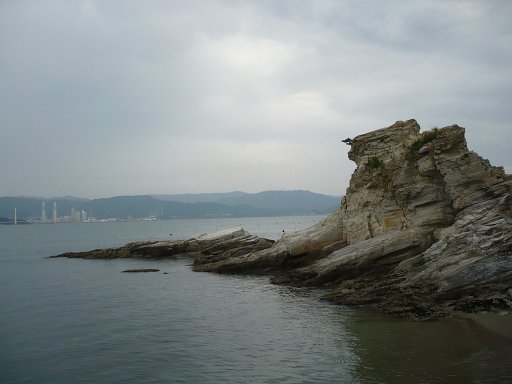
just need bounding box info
[1,216,511,383]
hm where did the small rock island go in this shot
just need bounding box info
[53,120,512,319]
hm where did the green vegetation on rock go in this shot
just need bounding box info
[411,127,439,151]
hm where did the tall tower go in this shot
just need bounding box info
[53,201,57,224]
[14,207,17,225]
[41,201,47,222]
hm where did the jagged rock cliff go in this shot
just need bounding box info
[195,119,512,318]
[54,119,512,319]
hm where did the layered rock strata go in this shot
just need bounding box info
[53,120,512,319]
[195,120,512,318]
[51,228,275,263]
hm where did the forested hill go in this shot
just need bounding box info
[0,191,340,220]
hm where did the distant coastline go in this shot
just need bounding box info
[0,190,341,223]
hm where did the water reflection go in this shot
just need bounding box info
[345,310,512,383]
[236,277,512,383]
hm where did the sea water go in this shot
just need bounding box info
[1,216,511,383]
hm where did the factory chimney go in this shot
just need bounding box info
[41,201,47,222]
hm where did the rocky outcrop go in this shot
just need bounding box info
[51,228,275,262]
[53,119,512,319]
[194,119,512,319]
[193,207,347,274]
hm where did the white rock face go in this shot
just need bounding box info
[275,207,345,257]
[194,207,346,273]
[399,192,512,294]
[339,121,507,244]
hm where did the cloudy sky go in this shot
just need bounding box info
[1,0,511,198]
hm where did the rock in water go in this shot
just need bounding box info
[122,269,160,273]
[51,228,275,262]
[195,120,512,319]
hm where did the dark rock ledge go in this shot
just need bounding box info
[51,120,512,320]
[122,268,160,273]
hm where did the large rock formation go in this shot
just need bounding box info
[53,119,512,319]
[195,119,512,318]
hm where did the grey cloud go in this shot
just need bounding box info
[0,0,510,197]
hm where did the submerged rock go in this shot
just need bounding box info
[52,119,512,319]
[122,268,160,273]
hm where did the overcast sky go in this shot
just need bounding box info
[1,0,511,198]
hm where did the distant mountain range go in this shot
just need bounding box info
[0,190,341,221]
